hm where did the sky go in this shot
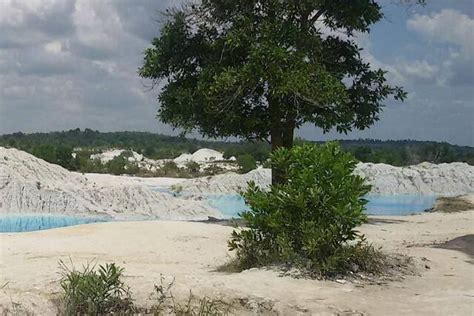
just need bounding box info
[0,0,473,146]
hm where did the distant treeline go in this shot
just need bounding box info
[1,129,473,169]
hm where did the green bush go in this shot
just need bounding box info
[186,161,201,175]
[236,154,256,173]
[59,261,134,315]
[229,142,374,277]
[106,156,127,175]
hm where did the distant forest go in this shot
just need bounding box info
[1,129,473,168]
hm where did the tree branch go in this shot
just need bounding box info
[309,9,325,25]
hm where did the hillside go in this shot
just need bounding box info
[1,129,473,168]
[0,147,218,220]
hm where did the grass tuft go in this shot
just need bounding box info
[58,260,135,315]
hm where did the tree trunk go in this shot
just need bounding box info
[270,123,294,185]
[268,96,295,185]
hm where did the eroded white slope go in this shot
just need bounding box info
[178,163,474,196]
[0,147,219,220]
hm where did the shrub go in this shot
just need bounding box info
[59,261,134,315]
[228,142,374,277]
[236,154,256,173]
[186,161,201,174]
[202,164,224,176]
[107,156,127,175]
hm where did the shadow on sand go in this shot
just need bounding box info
[367,218,407,225]
[434,235,474,261]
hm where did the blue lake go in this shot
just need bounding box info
[2,195,437,232]
[0,215,108,233]
[206,194,438,218]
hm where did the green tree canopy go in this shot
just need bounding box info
[139,0,407,183]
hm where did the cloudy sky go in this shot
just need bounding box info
[0,1,473,146]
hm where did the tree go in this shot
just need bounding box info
[236,154,257,173]
[107,156,127,175]
[139,1,407,184]
[56,145,74,170]
[32,144,57,164]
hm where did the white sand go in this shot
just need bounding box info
[0,147,219,220]
[78,172,185,188]
[1,209,473,315]
[355,162,474,195]
[179,163,474,196]
[90,149,144,164]
[174,148,225,164]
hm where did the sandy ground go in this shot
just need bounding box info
[1,210,473,315]
[78,173,185,188]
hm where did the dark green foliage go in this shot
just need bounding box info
[55,146,75,169]
[236,154,257,173]
[1,130,472,168]
[31,144,57,164]
[106,156,127,175]
[73,150,105,173]
[32,144,76,170]
[229,143,375,277]
[59,261,134,315]
[186,161,201,175]
[139,0,406,164]
[161,161,180,175]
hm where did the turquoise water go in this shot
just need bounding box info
[207,194,248,217]
[206,194,437,218]
[2,195,436,232]
[0,215,108,233]
[365,195,437,215]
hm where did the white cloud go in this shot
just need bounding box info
[44,40,62,54]
[399,60,439,80]
[72,0,123,55]
[406,9,474,86]
[407,9,474,56]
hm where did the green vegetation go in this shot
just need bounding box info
[236,154,257,173]
[59,261,134,315]
[139,1,407,184]
[58,261,233,315]
[228,143,387,277]
[1,130,472,173]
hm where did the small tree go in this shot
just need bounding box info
[236,154,257,173]
[56,145,74,170]
[107,156,127,175]
[139,1,407,184]
[229,143,373,276]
